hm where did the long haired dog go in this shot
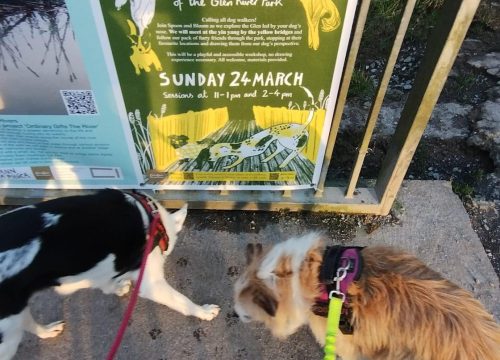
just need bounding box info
[234,233,500,360]
[0,189,219,360]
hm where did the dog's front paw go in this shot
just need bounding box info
[38,321,65,339]
[115,279,132,296]
[198,304,220,321]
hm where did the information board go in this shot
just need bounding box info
[0,0,357,190]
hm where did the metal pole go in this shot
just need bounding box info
[316,0,372,194]
[375,0,481,215]
[345,0,417,198]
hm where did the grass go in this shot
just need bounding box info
[360,0,494,60]
[362,0,444,52]
[454,74,476,92]
[368,0,444,18]
[452,180,475,199]
[370,0,444,19]
[451,73,477,102]
[474,0,499,29]
[355,0,494,103]
[365,0,493,40]
[348,68,376,99]
[391,199,405,216]
[472,169,486,182]
[417,0,445,9]
[451,170,485,199]
[371,0,401,19]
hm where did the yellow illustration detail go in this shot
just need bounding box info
[300,0,341,50]
[148,107,229,170]
[253,106,326,162]
[127,19,162,75]
[167,171,296,182]
[206,110,316,170]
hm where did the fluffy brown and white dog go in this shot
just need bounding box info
[233,233,500,360]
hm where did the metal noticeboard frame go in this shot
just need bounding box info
[0,0,481,215]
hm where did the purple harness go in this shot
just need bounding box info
[313,246,364,334]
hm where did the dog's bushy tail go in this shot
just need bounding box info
[349,247,500,360]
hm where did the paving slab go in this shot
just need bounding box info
[9,180,500,360]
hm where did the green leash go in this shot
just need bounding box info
[324,296,343,360]
[321,249,363,360]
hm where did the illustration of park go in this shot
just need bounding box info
[107,0,342,186]
[129,105,326,186]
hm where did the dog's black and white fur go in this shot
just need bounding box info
[0,189,219,360]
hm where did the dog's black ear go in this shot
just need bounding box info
[253,289,278,317]
[245,243,263,264]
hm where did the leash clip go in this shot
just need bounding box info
[329,266,349,302]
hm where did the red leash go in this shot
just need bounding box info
[105,215,160,360]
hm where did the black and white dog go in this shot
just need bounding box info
[0,189,220,360]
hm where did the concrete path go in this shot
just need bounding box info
[12,181,500,359]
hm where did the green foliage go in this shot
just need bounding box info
[360,0,445,57]
[452,180,474,199]
[368,0,444,21]
[391,199,405,216]
[372,0,445,18]
[473,169,486,182]
[470,2,497,33]
[371,0,401,20]
[451,169,486,199]
[453,73,477,101]
[362,0,494,59]
[348,69,376,99]
[417,0,445,10]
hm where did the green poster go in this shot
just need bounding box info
[93,0,357,190]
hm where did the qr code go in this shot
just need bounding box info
[60,90,98,115]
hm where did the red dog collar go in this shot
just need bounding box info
[129,191,169,254]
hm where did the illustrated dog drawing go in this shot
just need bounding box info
[234,233,500,360]
[167,135,212,169]
[203,110,314,170]
[127,19,162,75]
[0,189,219,360]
